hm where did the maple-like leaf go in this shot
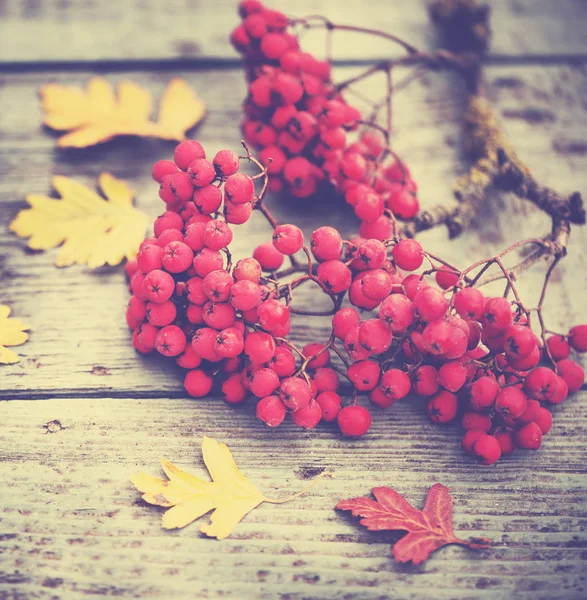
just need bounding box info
[10,173,148,268]
[41,77,206,147]
[336,484,491,565]
[0,305,31,365]
[131,436,325,540]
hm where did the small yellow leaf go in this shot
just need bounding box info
[10,173,148,268]
[40,77,205,148]
[132,436,325,540]
[155,78,207,141]
[0,304,31,365]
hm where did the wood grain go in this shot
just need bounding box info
[0,65,586,397]
[1,3,587,598]
[0,0,587,65]
[0,397,586,600]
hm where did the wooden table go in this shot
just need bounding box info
[1,1,586,598]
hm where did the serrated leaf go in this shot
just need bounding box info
[10,173,148,268]
[0,305,31,365]
[41,77,205,148]
[336,483,492,565]
[132,436,325,540]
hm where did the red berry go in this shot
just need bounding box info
[279,377,312,411]
[168,172,194,204]
[137,244,164,273]
[534,407,553,434]
[193,248,224,277]
[515,422,542,450]
[413,287,449,322]
[193,185,223,215]
[469,376,499,410]
[524,367,559,402]
[192,327,222,362]
[378,295,414,332]
[142,270,175,303]
[244,331,275,363]
[494,429,516,456]
[174,140,206,170]
[176,344,203,369]
[427,390,458,423]
[311,227,343,261]
[515,398,541,425]
[162,241,194,273]
[253,242,285,271]
[556,358,585,392]
[233,257,262,283]
[222,372,247,404]
[272,224,304,255]
[156,228,184,248]
[495,387,527,419]
[317,260,352,293]
[453,287,485,320]
[230,280,261,311]
[152,159,179,183]
[213,149,240,177]
[462,412,492,432]
[202,220,233,251]
[155,325,186,357]
[438,361,467,392]
[337,405,372,437]
[184,369,213,397]
[257,395,286,427]
[316,392,341,422]
[462,429,484,455]
[546,335,570,361]
[146,300,176,327]
[360,269,393,301]
[504,325,535,359]
[291,401,323,429]
[472,434,502,465]
[203,301,236,330]
[347,360,381,391]
[413,365,440,397]
[203,270,234,302]
[224,200,253,224]
[379,369,411,400]
[323,314,354,351]
[225,173,255,204]
[483,297,513,331]
[392,239,424,271]
[507,344,541,371]
[302,343,330,369]
[422,321,455,355]
[358,319,393,355]
[312,367,339,393]
[569,324,587,352]
[250,367,280,398]
[435,266,460,290]
[187,158,216,187]
[214,327,245,358]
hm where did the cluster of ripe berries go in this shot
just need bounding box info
[230,0,419,234]
[125,139,585,463]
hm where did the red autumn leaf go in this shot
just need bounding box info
[336,483,491,565]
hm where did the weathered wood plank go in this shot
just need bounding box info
[0,0,586,64]
[0,397,585,599]
[0,65,586,397]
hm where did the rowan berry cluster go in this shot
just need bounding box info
[230,0,419,232]
[125,139,585,464]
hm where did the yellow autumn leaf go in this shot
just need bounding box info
[41,77,206,148]
[9,173,148,268]
[131,436,325,539]
[0,305,31,365]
